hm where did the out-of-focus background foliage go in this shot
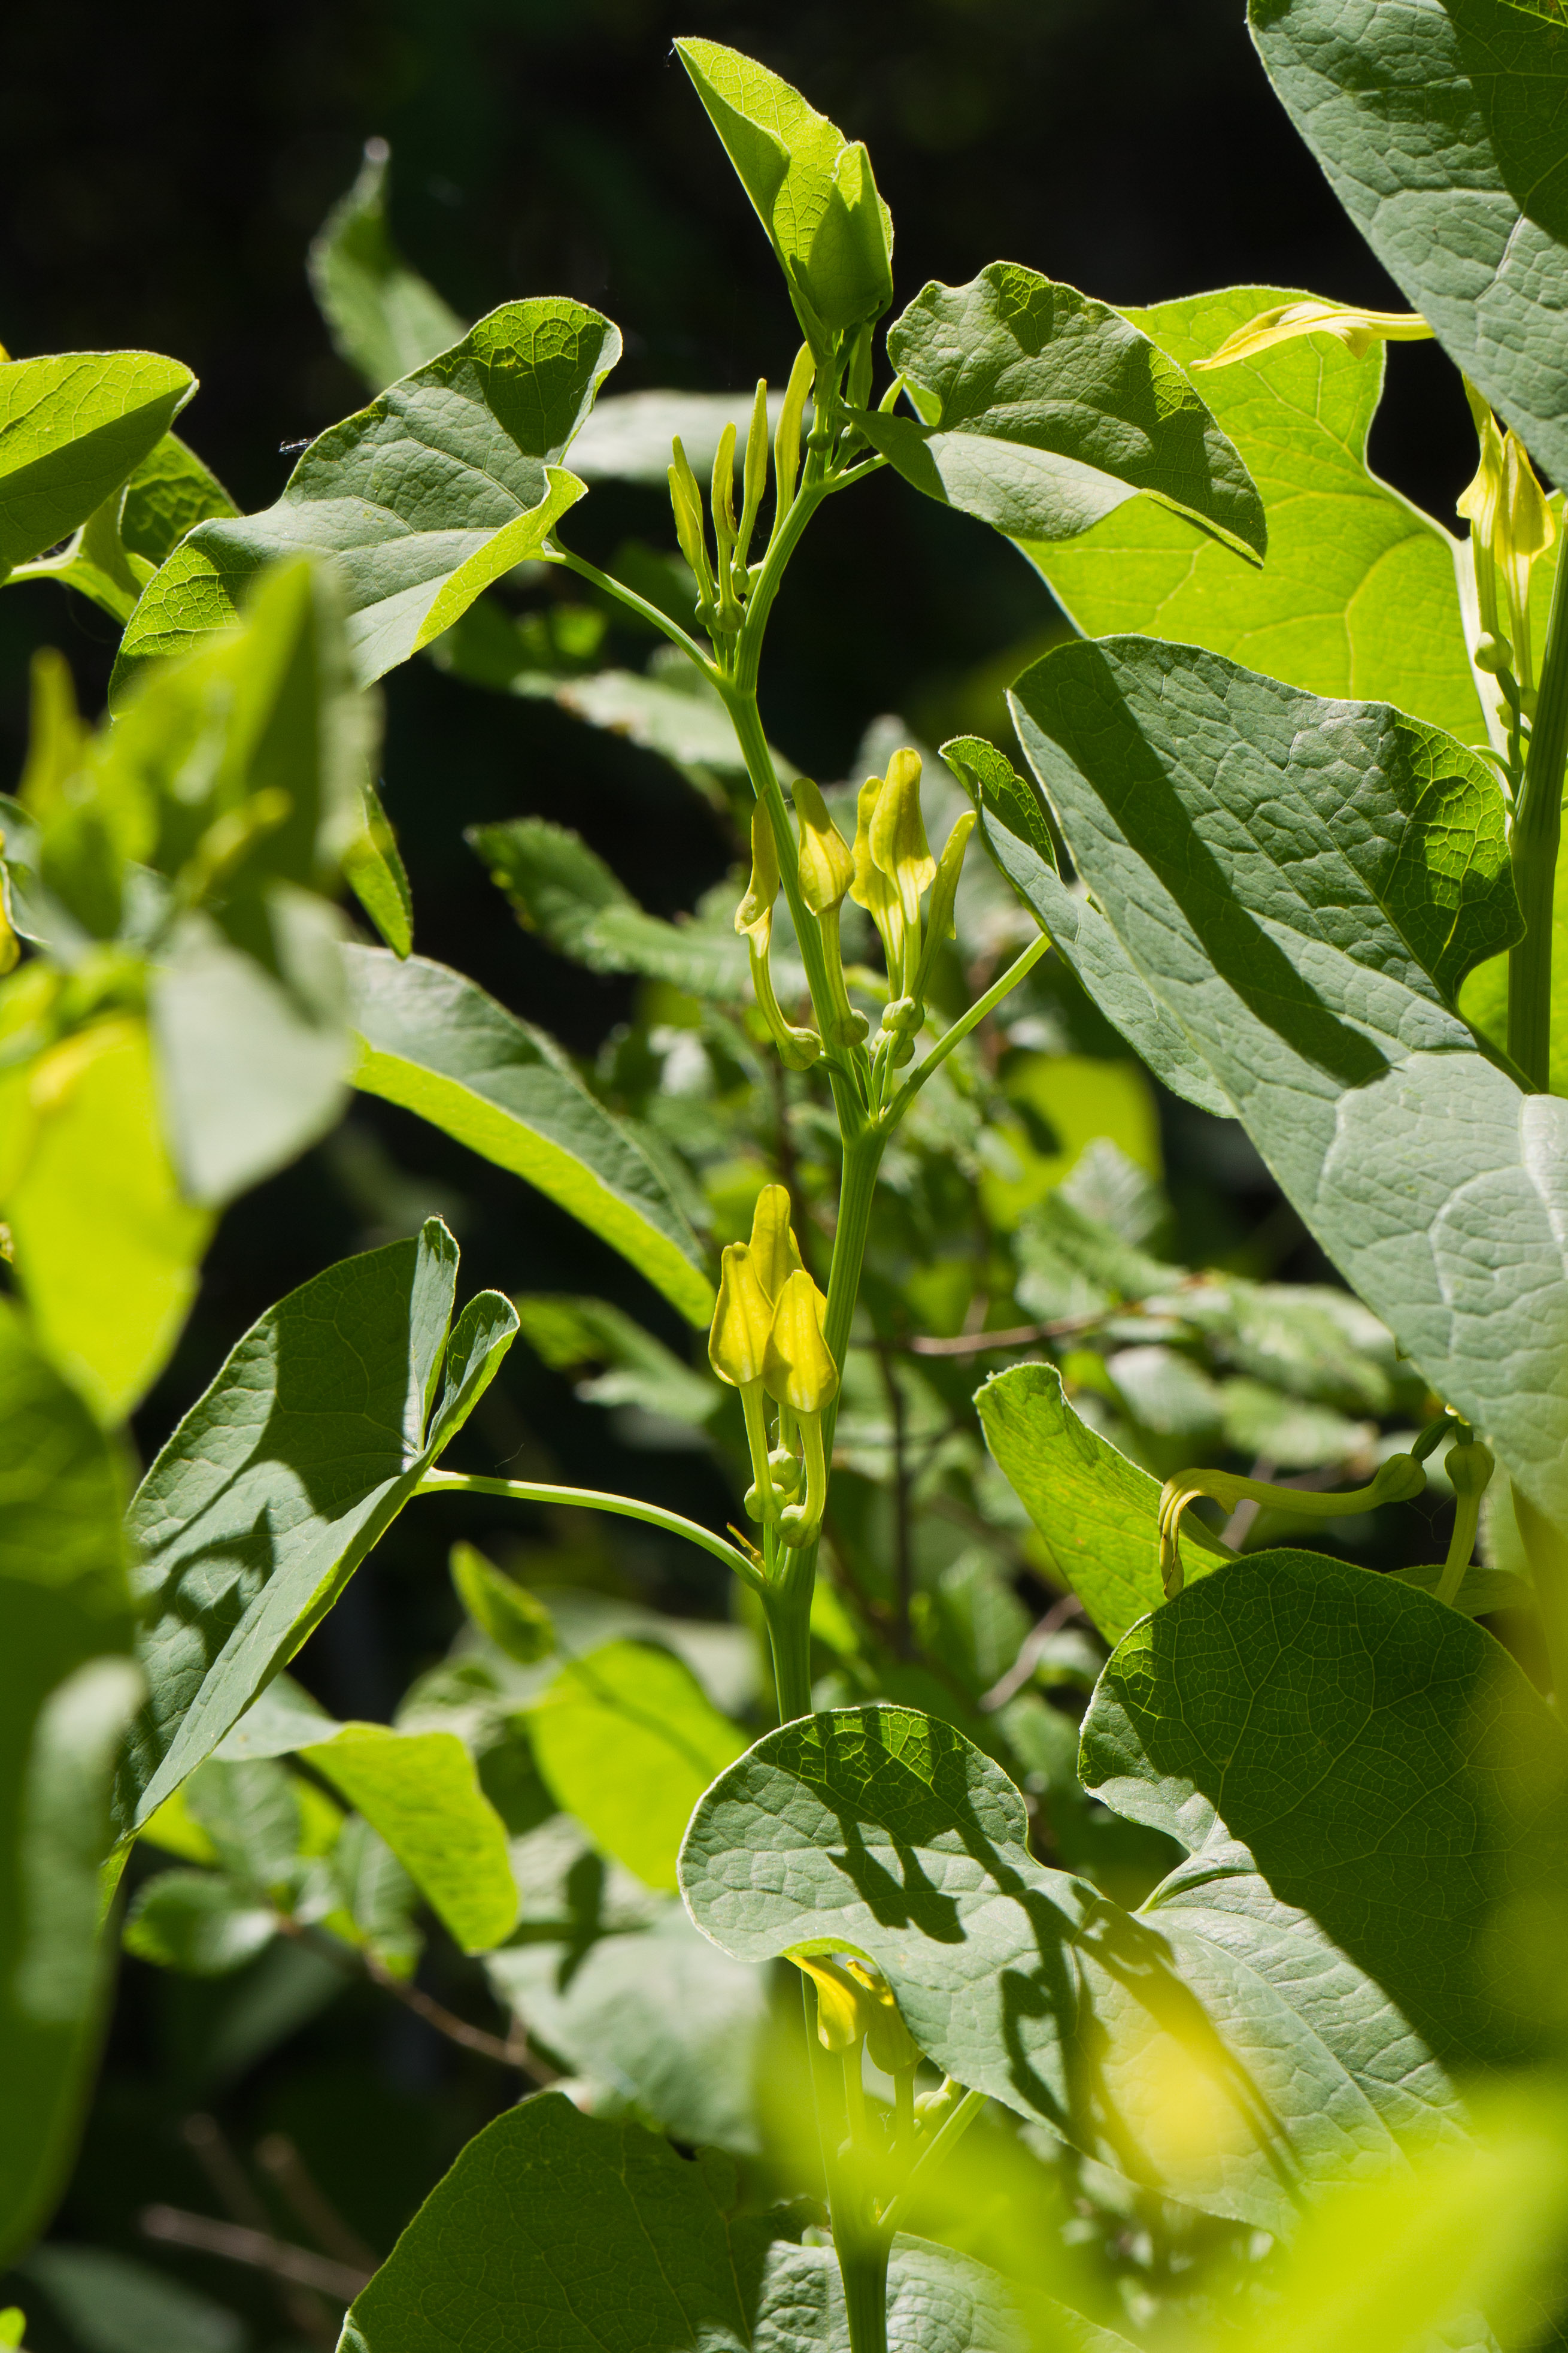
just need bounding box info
[0,3,1490,2345]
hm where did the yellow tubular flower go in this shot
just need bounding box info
[844,1958,921,2073]
[794,777,868,1047]
[736,377,769,580]
[748,1182,804,1306]
[911,808,976,1004]
[736,802,780,947]
[869,748,935,932]
[789,1952,866,2053]
[773,343,816,527]
[851,773,905,988]
[1457,381,1508,661]
[1498,430,1555,699]
[763,1268,838,1415]
[708,1241,781,1523]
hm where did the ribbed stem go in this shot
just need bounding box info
[1507,543,1568,1089]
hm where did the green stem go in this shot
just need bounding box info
[414,1471,765,1592]
[835,2227,891,2353]
[1507,543,1568,1089]
[882,931,1052,1128]
[548,545,718,677]
[1434,1493,1482,1609]
[879,2087,987,2235]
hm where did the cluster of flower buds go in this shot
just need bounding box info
[789,1948,920,2072]
[734,747,975,1075]
[668,346,816,648]
[1458,378,1556,714]
[708,1184,838,1548]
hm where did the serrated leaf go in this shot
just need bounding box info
[1007,637,1568,1531]
[309,140,466,394]
[112,301,620,695]
[681,1700,1467,2233]
[0,1300,136,2268]
[117,1218,517,1833]
[0,350,193,571]
[470,816,750,997]
[942,734,1232,1118]
[527,1637,747,1891]
[1250,0,1568,485]
[1,1017,212,1422]
[975,1359,1231,1645]
[676,39,893,348]
[855,267,1265,562]
[343,777,413,956]
[1081,1547,1568,2069]
[1030,284,1487,744]
[345,944,714,1324]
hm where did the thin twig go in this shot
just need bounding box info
[277,1918,553,2080]
[255,2135,379,2273]
[981,1592,1088,1711]
[876,1343,914,1657]
[139,2208,371,2302]
[181,2116,335,2350]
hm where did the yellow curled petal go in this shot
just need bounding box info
[708,1242,775,1389]
[869,747,935,927]
[736,802,780,943]
[793,777,854,914]
[1194,298,1431,370]
[789,1952,866,2052]
[763,1267,838,1414]
[748,1182,803,1305]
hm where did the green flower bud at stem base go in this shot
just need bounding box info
[1436,1434,1495,1609]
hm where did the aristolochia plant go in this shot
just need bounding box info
[8,7,1568,2351]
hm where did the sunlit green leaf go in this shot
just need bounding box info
[1008,637,1568,1532]
[343,777,413,957]
[1251,0,1568,484]
[9,431,238,627]
[346,945,715,1325]
[0,1298,136,2269]
[118,1219,516,1832]
[0,1017,211,1423]
[113,302,620,695]
[298,1722,517,1954]
[122,1869,277,1976]
[676,39,893,350]
[975,1361,1231,1645]
[0,350,193,572]
[856,267,1266,561]
[682,1700,1466,2233]
[1030,285,1487,744]
[527,1637,747,1891]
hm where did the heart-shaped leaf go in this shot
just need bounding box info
[1029,284,1489,745]
[345,945,714,1325]
[1250,0,1568,484]
[1005,638,1568,1531]
[118,1218,517,1833]
[1082,1547,1568,2070]
[681,1701,1466,2231]
[112,301,620,695]
[0,350,194,573]
[855,267,1266,562]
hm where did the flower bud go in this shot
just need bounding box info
[763,1268,838,1415]
[1446,1439,1495,1499]
[767,1445,802,1498]
[738,377,769,572]
[735,804,780,946]
[668,436,714,604]
[869,749,935,931]
[748,1182,804,1305]
[793,779,854,914]
[708,1242,775,1389]
[844,1958,920,2073]
[774,343,815,520]
[911,809,976,1001]
[1498,430,1555,695]
[790,1952,865,2052]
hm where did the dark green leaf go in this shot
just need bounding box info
[748,2239,1030,2353]
[339,2094,777,2353]
[856,268,1265,561]
[121,1869,277,1976]
[346,945,715,1324]
[113,301,621,695]
[0,350,193,571]
[450,1541,556,1665]
[1081,1547,1568,2068]
[1006,638,1568,1531]
[470,816,750,997]
[0,1299,136,2268]
[975,1360,1230,1644]
[119,432,238,566]
[22,2245,246,2353]
[1250,0,1568,483]
[118,1218,517,1832]
[1030,285,1487,744]
[514,1295,719,1430]
[942,734,1231,1118]
[308,140,466,393]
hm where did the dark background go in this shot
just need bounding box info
[0,0,1481,2323]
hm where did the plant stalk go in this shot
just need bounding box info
[1507,540,1568,1088]
[414,1471,765,1591]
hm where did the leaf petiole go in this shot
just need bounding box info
[414,1470,767,1592]
[545,543,719,679]
[881,930,1052,1127]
